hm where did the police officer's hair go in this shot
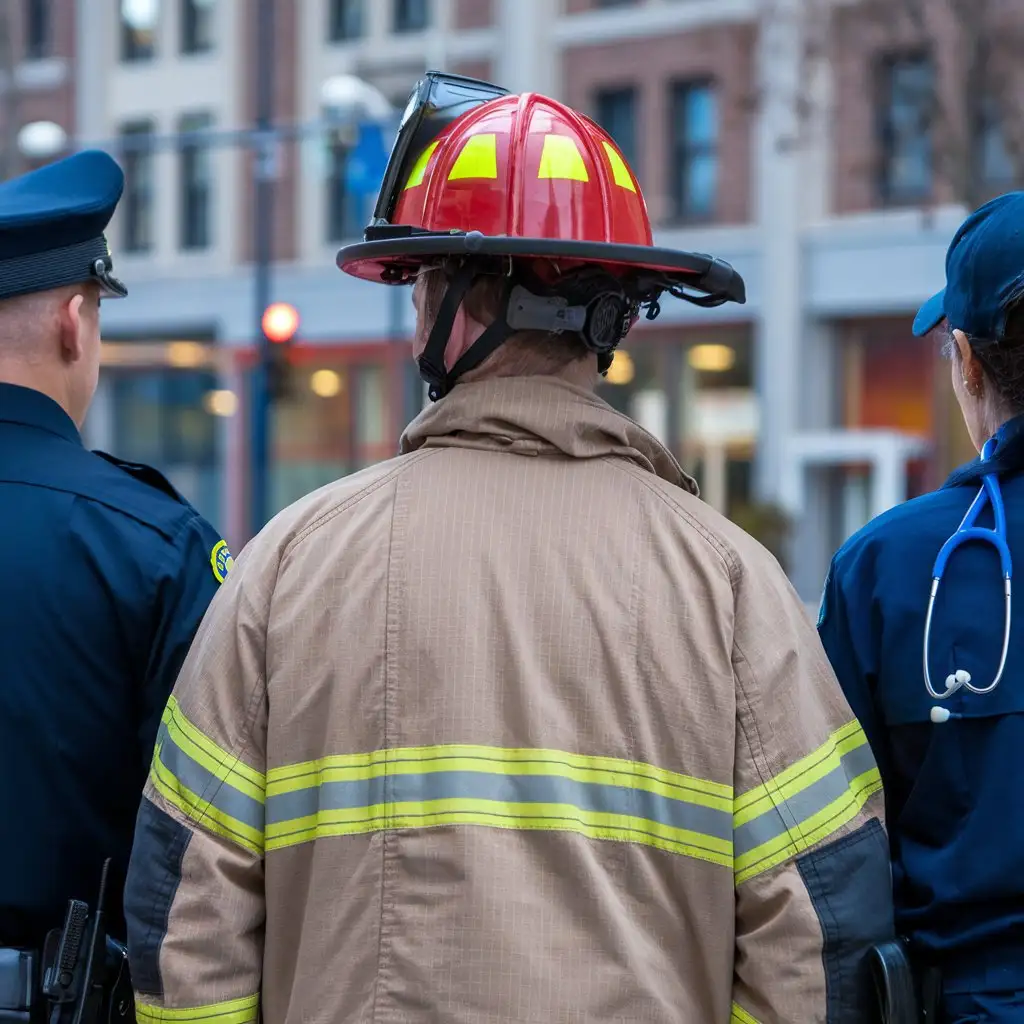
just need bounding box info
[944,297,1024,413]
[420,266,592,378]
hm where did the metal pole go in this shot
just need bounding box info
[250,0,275,535]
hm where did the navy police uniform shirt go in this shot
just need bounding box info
[818,413,1024,997]
[0,383,230,948]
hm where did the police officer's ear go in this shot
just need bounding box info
[952,328,984,399]
[56,286,97,366]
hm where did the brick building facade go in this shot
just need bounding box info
[4,0,1008,596]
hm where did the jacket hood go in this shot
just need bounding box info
[400,375,698,496]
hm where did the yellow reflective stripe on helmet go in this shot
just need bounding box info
[404,140,439,190]
[263,744,734,867]
[601,141,636,192]
[447,133,498,180]
[730,1002,761,1024]
[732,720,882,885]
[538,134,589,182]
[149,697,265,855]
[134,993,259,1024]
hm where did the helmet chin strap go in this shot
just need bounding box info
[417,265,515,402]
[417,265,627,401]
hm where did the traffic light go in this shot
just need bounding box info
[262,302,299,401]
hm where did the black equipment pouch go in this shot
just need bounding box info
[869,940,921,1024]
[0,949,37,1023]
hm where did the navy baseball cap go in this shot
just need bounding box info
[912,190,1024,340]
[0,149,127,303]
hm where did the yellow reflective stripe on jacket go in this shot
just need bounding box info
[732,720,882,884]
[150,697,266,856]
[263,744,734,867]
[730,1002,761,1024]
[134,993,259,1024]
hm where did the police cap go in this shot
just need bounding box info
[0,149,128,303]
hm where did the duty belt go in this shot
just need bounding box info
[0,861,133,1024]
[0,949,36,1023]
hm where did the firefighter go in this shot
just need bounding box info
[124,75,894,1024]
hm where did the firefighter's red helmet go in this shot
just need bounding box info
[337,73,744,400]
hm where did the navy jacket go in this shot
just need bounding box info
[0,383,229,948]
[818,414,1024,994]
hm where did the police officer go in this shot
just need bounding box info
[819,191,1024,1022]
[0,151,231,1008]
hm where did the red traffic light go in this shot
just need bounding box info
[262,302,300,343]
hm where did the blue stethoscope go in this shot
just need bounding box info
[924,436,1013,721]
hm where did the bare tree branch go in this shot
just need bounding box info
[763,0,1024,210]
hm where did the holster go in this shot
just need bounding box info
[869,940,921,1024]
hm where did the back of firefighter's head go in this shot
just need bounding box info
[412,265,598,387]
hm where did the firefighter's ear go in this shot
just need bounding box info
[444,301,478,371]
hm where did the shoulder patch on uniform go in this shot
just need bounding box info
[91,451,187,504]
[210,539,233,583]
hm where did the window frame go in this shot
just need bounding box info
[180,0,215,55]
[120,0,159,62]
[668,77,719,224]
[875,51,935,207]
[120,120,157,254]
[328,0,363,41]
[594,84,638,175]
[392,0,429,34]
[24,0,50,60]
[178,112,214,251]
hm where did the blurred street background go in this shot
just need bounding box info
[2,0,1021,603]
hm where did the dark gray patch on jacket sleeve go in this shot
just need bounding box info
[797,817,895,1023]
[123,798,192,997]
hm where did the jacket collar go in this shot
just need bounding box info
[0,382,82,446]
[943,412,1024,488]
[400,375,699,495]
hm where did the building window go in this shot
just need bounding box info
[393,0,428,33]
[180,0,215,54]
[669,80,718,221]
[877,55,933,205]
[120,120,156,253]
[594,86,637,172]
[25,0,49,59]
[328,0,362,40]
[325,140,365,242]
[980,98,1014,189]
[120,0,159,61]
[178,112,213,250]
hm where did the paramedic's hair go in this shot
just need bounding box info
[943,297,1024,414]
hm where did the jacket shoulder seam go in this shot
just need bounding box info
[606,459,739,579]
[284,449,441,554]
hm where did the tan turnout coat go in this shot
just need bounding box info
[124,376,893,1024]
